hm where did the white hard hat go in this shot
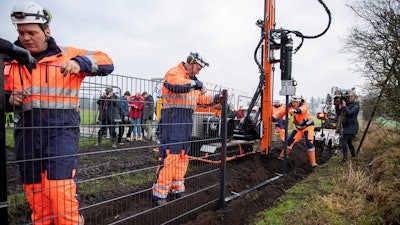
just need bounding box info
[291,93,302,101]
[11,2,52,24]
[188,51,209,68]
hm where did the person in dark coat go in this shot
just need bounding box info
[117,91,131,144]
[339,91,360,163]
[96,87,121,148]
[141,91,155,140]
[228,104,238,119]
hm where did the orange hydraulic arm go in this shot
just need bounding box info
[260,0,275,155]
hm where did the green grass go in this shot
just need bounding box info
[79,171,155,197]
[5,110,98,148]
[80,109,98,125]
[253,124,400,225]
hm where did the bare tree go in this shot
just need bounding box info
[344,0,400,123]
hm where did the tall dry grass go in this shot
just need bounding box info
[321,123,400,224]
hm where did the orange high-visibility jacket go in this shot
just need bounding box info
[274,100,314,130]
[272,104,285,120]
[4,39,114,111]
[161,62,202,110]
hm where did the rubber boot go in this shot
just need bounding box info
[95,132,102,146]
[350,148,356,157]
[307,149,318,168]
[340,148,348,164]
[111,137,117,148]
[278,146,292,160]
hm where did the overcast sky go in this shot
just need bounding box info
[1,0,364,102]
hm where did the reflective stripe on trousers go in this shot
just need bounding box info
[152,150,189,199]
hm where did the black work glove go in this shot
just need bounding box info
[192,80,203,90]
[11,45,37,71]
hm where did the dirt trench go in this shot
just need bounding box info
[6,139,332,225]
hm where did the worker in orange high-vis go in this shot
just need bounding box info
[152,51,210,205]
[4,2,114,225]
[273,94,318,168]
[195,92,224,117]
[272,99,285,142]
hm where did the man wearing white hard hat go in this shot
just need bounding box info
[5,2,114,224]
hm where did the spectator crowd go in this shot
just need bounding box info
[96,88,155,148]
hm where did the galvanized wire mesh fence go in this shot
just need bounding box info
[1,66,249,225]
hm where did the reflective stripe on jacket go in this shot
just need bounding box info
[4,37,114,111]
[274,101,314,130]
[162,62,201,110]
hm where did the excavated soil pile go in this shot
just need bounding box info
[6,139,332,225]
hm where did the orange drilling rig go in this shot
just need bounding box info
[189,0,332,164]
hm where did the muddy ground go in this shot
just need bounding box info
[6,137,332,225]
[183,140,332,225]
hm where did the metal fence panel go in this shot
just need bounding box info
[2,68,238,224]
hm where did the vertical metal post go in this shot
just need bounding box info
[280,32,293,175]
[0,54,9,224]
[218,90,228,209]
[260,0,276,155]
[357,74,391,154]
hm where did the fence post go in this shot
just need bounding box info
[218,90,228,209]
[0,54,9,224]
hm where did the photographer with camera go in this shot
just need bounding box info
[338,91,360,164]
[96,88,121,148]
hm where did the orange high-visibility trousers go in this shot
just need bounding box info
[24,170,83,225]
[23,172,52,225]
[153,150,189,199]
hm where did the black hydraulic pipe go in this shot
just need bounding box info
[281,31,293,175]
[282,95,290,174]
[280,32,293,81]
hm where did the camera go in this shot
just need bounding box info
[340,92,350,103]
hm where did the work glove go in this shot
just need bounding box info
[213,94,223,104]
[289,108,299,114]
[192,80,203,90]
[11,44,37,70]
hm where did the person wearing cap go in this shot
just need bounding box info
[96,88,121,148]
[272,94,318,168]
[141,91,155,141]
[152,51,209,205]
[117,91,131,145]
[5,2,114,224]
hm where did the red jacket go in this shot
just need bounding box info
[129,96,144,119]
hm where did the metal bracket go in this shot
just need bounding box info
[279,80,296,96]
